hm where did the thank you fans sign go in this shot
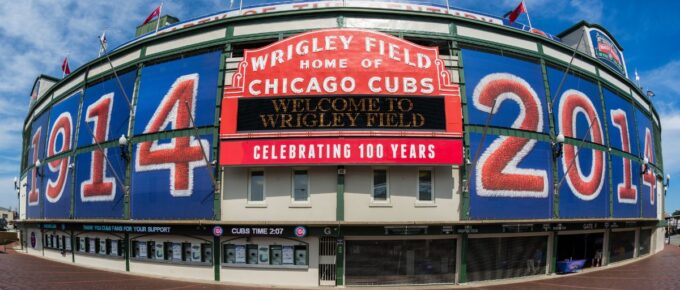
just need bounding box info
[220,28,462,165]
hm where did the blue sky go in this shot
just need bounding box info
[1,0,679,214]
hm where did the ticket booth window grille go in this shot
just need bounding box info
[609,231,636,263]
[346,239,456,285]
[466,235,547,282]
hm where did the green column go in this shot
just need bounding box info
[71,229,75,263]
[124,233,130,272]
[458,234,468,283]
[550,233,558,274]
[336,166,345,221]
[335,236,345,286]
[214,236,221,281]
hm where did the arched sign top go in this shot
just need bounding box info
[225,28,459,98]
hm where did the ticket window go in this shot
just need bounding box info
[247,244,258,264]
[182,243,192,261]
[163,242,173,260]
[155,242,165,260]
[99,239,107,255]
[294,245,308,266]
[224,244,236,264]
[270,245,283,265]
[171,243,182,261]
[191,244,202,262]
[110,240,119,256]
[201,243,212,264]
[147,241,156,259]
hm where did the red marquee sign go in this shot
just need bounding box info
[221,138,462,166]
[220,28,462,165]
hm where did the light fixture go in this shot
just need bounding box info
[552,133,565,159]
[119,134,130,162]
[664,174,671,187]
[13,177,19,191]
[641,157,649,175]
[34,160,44,177]
[646,90,655,98]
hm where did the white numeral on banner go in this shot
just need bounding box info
[473,73,548,198]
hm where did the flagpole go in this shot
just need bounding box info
[523,0,533,29]
[155,2,163,34]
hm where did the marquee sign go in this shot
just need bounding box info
[589,28,626,77]
[220,28,462,165]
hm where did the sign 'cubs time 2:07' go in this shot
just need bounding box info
[220,28,463,166]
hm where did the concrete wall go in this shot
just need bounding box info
[344,166,460,222]
[222,166,336,222]
[219,236,319,287]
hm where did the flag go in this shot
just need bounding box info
[98,32,107,57]
[61,57,71,76]
[503,1,527,25]
[635,69,640,82]
[143,4,161,25]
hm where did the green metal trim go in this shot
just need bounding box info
[213,236,221,281]
[596,80,614,218]
[336,166,345,221]
[125,233,130,271]
[335,233,345,286]
[71,229,76,263]
[457,48,471,221]
[458,233,468,283]
[212,46,229,221]
[550,233,558,273]
[539,56,559,219]
[124,65,144,219]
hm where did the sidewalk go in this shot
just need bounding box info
[1,246,680,289]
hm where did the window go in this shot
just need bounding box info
[222,243,308,267]
[418,169,434,202]
[293,170,309,202]
[249,170,265,202]
[372,169,388,201]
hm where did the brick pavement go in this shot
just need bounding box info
[1,246,679,290]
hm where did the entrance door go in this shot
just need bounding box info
[319,236,337,286]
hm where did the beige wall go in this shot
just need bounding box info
[344,166,460,222]
[220,236,319,287]
[222,167,337,222]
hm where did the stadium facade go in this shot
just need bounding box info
[16,1,667,287]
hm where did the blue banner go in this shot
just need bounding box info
[611,155,641,218]
[78,70,136,148]
[557,144,609,218]
[548,67,609,218]
[603,88,638,156]
[43,92,80,219]
[635,109,657,218]
[26,111,50,219]
[468,132,552,219]
[73,148,126,219]
[134,51,220,135]
[462,49,549,133]
[131,134,214,219]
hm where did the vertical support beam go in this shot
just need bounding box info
[539,57,559,219]
[634,228,640,258]
[336,166,345,222]
[549,232,557,274]
[455,235,462,284]
[335,233,345,286]
[458,233,468,283]
[71,229,75,263]
[214,236,221,281]
[603,229,610,266]
[125,64,144,219]
[124,233,130,272]
[596,80,614,218]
